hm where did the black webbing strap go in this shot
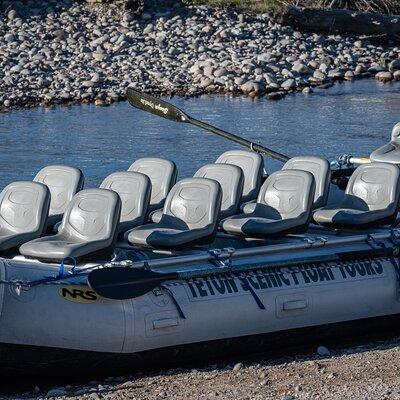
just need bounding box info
[238,276,266,310]
[160,284,186,319]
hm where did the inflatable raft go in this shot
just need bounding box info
[1,90,400,377]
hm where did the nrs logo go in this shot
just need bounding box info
[59,286,99,304]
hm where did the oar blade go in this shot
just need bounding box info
[88,267,177,300]
[126,88,188,123]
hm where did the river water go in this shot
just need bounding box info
[1,79,400,189]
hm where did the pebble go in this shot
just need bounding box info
[344,70,355,80]
[1,1,400,112]
[233,362,243,372]
[268,92,284,100]
[389,59,400,72]
[46,387,68,397]
[317,346,331,356]
[281,79,296,90]
[95,98,108,106]
[292,62,310,74]
[376,71,393,82]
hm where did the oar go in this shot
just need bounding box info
[88,245,395,300]
[126,88,290,163]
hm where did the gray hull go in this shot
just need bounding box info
[1,313,400,382]
[0,245,400,378]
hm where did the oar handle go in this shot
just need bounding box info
[188,117,290,163]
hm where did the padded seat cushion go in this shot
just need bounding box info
[313,162,400,227]
[0,181,50,252]
[216,150,264,203]
[370,123,400,163]
[20,237,99,260]
[126,178,222,249]
[221,211,303,236]
[126,223,212,249]
[33,165,84,226]
[128,157,177,212]
[313,207,388,226]
[20,188,121,261]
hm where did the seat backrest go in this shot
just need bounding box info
[128,157,177,212]
[370,123,400,163]
[0,181,50,236]
[60,188,121,242]
[390,123,400,145]
[257,170,315,219]
[194,163,244,219]
[215,150,264,203]
[163,178,222,229]
[100,172,151,232]
[345,162,400,211]
[282,156,331,209]
[33,165,84,224]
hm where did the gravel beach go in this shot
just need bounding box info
[1,0,400,111]
[3,336,400,400]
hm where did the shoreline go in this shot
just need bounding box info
[1,1,400,113]
[4,335,400,399]
[0,75,395,115]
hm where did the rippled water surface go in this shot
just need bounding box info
[1,79,400,189]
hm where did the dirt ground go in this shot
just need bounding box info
[4,336,400,400]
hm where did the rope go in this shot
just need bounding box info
[0,259,104,295]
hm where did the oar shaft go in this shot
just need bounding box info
[188,116,290,163]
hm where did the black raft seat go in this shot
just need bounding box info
[313,162,400,228]
[220,169,315,237]
[20,188,121,262]
[125,177,222,250]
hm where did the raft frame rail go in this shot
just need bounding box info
[113,230,400,270]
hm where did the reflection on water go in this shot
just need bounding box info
[1,79,399,189]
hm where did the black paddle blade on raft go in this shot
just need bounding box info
[88,267,179,300]
[126,88,189,123]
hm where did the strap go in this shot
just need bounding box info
[238,276,266,310]
[388,258,400,281]
[58,257,77,278]
[160,284,186,319]
[366,234,386,250]
[208,248,265,310]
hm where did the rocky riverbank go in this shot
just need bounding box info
[1,0,400,111]
[4,336,400,399]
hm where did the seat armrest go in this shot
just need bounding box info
[241,200,257,213]
[53,221,62,233]
[149,209,163,223]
